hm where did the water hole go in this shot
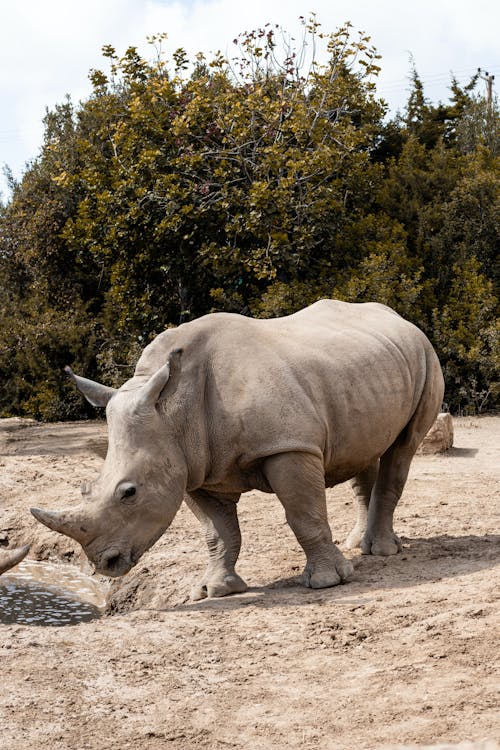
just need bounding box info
[0,560,108,626]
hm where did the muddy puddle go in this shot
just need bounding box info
[0,560,108,626]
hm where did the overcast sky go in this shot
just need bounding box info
[1,0,498,201]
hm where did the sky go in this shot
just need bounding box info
[0,0,498,201]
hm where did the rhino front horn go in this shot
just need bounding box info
[30,507,92,545]
[0,545,30,575]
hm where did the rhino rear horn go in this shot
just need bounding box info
[138,348,183,407]
[65,366,117,407]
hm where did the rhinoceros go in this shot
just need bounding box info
[31,300,444,599]
[0,545,30,575]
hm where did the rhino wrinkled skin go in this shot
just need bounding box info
[31,300,444,599]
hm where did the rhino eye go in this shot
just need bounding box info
[120,484,137,502]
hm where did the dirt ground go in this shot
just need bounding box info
[0,416,498,750]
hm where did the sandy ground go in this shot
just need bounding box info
[0,416,498,750]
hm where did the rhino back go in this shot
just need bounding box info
[131,300,441,487]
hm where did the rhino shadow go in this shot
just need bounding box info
[0,420,106,457]
[445,446,478,458]
[164,532,499,613]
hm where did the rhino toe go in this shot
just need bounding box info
[302,557,354,588]
[190,574,248,601]
[361,532,402,556]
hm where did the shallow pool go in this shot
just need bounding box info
[0,560,108,626]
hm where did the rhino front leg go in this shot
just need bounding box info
[345,461,379,549]
[264,452,354,588]
[185,490,248,600]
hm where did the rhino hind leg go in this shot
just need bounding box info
[345,461,379,549]
[185,490,248,600]
[360,440,411,556]
[361,350,444,555]
[362,385,441,556]
[264,452,354,589]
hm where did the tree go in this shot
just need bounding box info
[0,20,498,418]
[455,92,500,155]
[432,257,499,413]
[61,20,388,331]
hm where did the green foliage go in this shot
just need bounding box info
[61,19,386,334]
[431,258,499,413]
[0,298,99,421]
[0,17,498,418]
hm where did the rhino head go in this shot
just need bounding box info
[31,349,187,577]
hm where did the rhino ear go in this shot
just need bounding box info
[65,367,117,408]
[138,348,183,407]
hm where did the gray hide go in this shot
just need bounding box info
[31,300,444,599]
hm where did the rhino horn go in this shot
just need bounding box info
[138,348,183,407]
[64,366,117,407]
[0,545,30,575]
[30,507,93,545]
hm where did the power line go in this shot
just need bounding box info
[378,68,499,93]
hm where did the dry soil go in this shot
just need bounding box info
[0,416,498,750]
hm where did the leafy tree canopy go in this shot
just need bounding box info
[1,17,498,418]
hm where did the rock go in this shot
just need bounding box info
[418,412,454,454]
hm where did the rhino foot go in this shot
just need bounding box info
[344,524,365,550]
[302,557,354,589]
[190,573,248,601]
[361,532,402,556]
